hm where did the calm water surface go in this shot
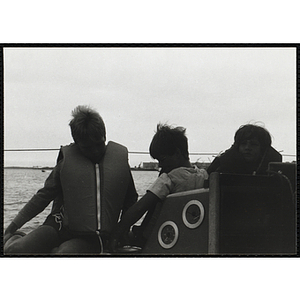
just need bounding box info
[3,169,159,234]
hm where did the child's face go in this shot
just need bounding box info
[238,138,262,163]
[76,138,106,164]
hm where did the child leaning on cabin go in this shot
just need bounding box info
[109,123,209,252]
[207,124,282,175]
[4,105,138,255]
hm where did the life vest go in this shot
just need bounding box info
[207,146,282,175]
[60,141,130,235]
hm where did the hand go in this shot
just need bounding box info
[3,232,13,245]
[4,222,18,245]
[109,223,126,253]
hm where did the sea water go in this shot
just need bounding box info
[3,168,159,234]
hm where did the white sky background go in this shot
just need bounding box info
[4,47,296,167]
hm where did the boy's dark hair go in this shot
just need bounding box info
[233,124,272,152]
[69,105,106,143]
[149,123,189,160]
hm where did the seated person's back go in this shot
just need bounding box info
[109,123,208,252]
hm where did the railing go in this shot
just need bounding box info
[3,148,296,158]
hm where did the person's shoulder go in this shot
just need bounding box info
[167,166,197,181]
[107,141,126,148]
[168,167,191,175]
[157,172,170,181]
[194,166,209,179]
[60,143,77,154]
[106,141,128,152]
[55,143,75,163]
[267,146,282,162]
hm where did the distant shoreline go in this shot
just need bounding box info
[4,162,211,171]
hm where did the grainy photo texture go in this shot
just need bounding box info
[2,45,297,257]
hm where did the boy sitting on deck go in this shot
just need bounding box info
[4,105,138,255]
[110,123,209,252]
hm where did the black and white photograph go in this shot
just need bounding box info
[1,1,300,299]
[3,45,297,258]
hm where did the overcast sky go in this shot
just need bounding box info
[4,46,297,167]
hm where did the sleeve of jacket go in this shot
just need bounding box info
[12,158,63,229]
